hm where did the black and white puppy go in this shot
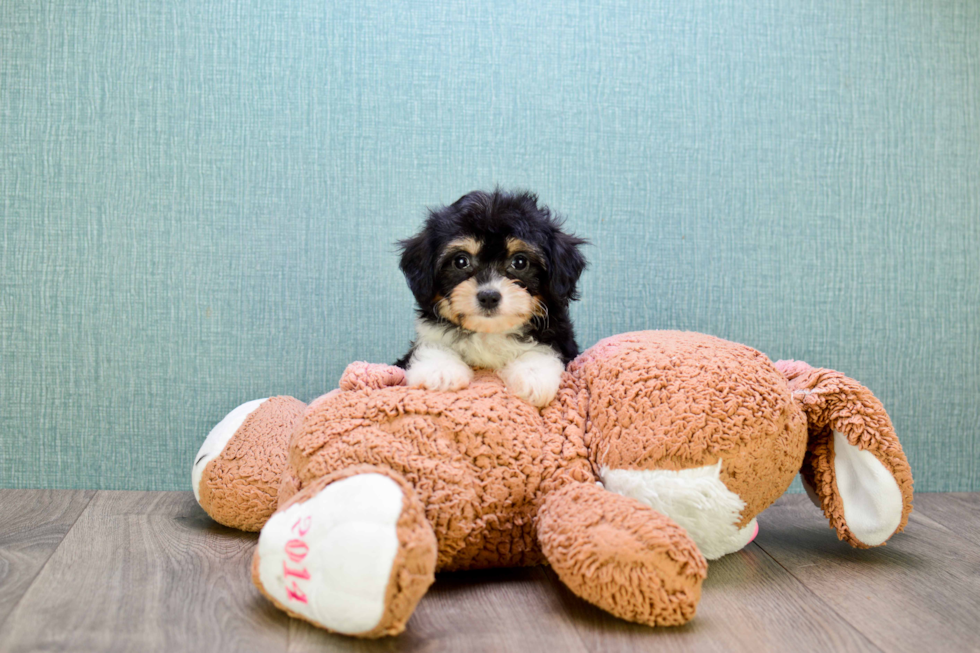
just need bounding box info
[395,189,587,407]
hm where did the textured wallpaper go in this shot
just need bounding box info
[1,0,978,491]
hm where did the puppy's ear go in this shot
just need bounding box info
[547,231,588,302]
[398,232,435,304]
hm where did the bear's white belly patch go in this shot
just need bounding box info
[600,461,757,560]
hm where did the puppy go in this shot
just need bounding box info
[395,189,587,408]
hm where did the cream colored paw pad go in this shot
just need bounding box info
[256,474,403,635]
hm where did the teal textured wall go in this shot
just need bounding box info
[1,0,978,491]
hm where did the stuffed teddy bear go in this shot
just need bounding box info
[192,330,913,638]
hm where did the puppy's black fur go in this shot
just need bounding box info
[395,189,587,367]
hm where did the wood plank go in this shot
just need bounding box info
[0,491,290,653]
[3,491,976,652]
[910,493,980,547]
[0,489,95,627]
[554,541,878,653]
[287,567,590,653]
[755,494,980,653]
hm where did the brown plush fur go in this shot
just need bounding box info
[199,396,307,532]
[537,482,707,626]
[775,360,914,547]
[573,332,810,528]
[282,368,593,571]
[196,330,913,637]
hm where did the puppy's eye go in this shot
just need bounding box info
[511,254,529,271]
[453,254,470,270]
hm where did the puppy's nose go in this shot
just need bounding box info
[477,289,502,310]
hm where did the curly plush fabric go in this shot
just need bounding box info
[284,369,594,571]
[775,360,914,547]
[575,331,808,527]
[198,396,307,531]
[193,330,914,638]
[537,482,706,626]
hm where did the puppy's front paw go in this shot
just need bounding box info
[407,363,472,392]
[405,347,474,392]
[498,351,565,408]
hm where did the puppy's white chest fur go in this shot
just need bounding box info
[415,320,540,369]
[407,319,565,407]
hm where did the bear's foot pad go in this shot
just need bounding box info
[253,474,406,635]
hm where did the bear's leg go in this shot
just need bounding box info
[193,396,308,531]
[537,482,707,627]
[251,465,438,638]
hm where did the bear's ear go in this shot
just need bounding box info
[776,361,913,548]
[398,232,436,305]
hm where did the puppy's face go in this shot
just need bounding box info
[435,235,544,333]
[399,190,586,335]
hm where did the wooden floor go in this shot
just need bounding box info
[0,491,977,653]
